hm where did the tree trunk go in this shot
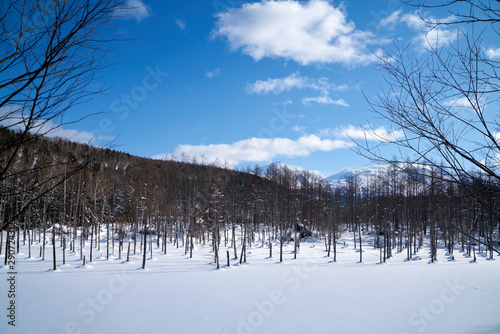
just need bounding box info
[359,223,362,263]
[127,242,131,262]
[52,225,56,270]
[4,231,9,265]
[63,237,66,265]
[107,219,110,260]
[142,211,147,270]
[90,224,93,263]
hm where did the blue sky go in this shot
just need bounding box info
[50,0,499,176]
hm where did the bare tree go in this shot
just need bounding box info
[359,3,498,199]
[405,0,500,30]
[362,40,499,179]
[357,0,500,255]
[0,0,125,231]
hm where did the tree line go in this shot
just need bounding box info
[1,128,497,270]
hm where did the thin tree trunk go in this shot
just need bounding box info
[107,219,109,260]
[359,223,362,263]
[90,223,93,263]
[63,237,66,265]
[52,224,56,270]
[142,210,147,270]
[4,231,9,265]
[127,242,131,262]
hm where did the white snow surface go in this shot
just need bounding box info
[1,231,499,334]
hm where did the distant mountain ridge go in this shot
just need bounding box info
[326,165,389,185]
[258,161,439,188]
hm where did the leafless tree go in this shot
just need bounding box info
[0,0,126,231]
[358,1,500,228]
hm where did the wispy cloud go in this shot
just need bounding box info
[420,27,457,49]
[0,107,113,144]
[248,73,309,94]
[381,10,458,49]
[319,124,403,142]
[444,96,485,111]
[380,10,402,29]
[293,125,306,133]
[248,73,349,95]
[401,11,457,49]
[248,73,350,105]
[302,95,348,106]
[486,47,500,60]
[213,0,379,66]
[116,0,151,23]
[205,68,220,78]
[175,19,186,30]
[153,135,352,165]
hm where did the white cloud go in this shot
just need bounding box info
[205,68,220,78]
[248,73,350,95]
[401,12,457,49]
[401,12,427,31]
[0,108,113,144]
[444,96,484,110]
[213,0,378,66]
[46,126,114,144]
[421,28,457,48]
[293,125,306,132]
[302,95,348,106]
[116,0,150,22]
[248,74,352,109]
[444,97,471,107]
[175,19,186,30]
[319,125,403,142]
[153,135,351,165]
[248,73,309,94]
[486,47,500,60]
[380,10,402,29]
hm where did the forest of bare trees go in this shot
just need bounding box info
[0,129,497,271]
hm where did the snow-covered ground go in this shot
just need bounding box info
[1,230,499,334]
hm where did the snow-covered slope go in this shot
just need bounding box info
[325,163,436,189]
[326,165,388,185]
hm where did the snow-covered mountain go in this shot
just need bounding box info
[325,163,437,189]
[326,165,389,185]
[259,162,436,189]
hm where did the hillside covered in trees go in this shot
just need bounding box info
[1,127,498,269]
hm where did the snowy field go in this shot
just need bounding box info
[1,230,499,334]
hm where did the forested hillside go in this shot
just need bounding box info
[0,128,498,269]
